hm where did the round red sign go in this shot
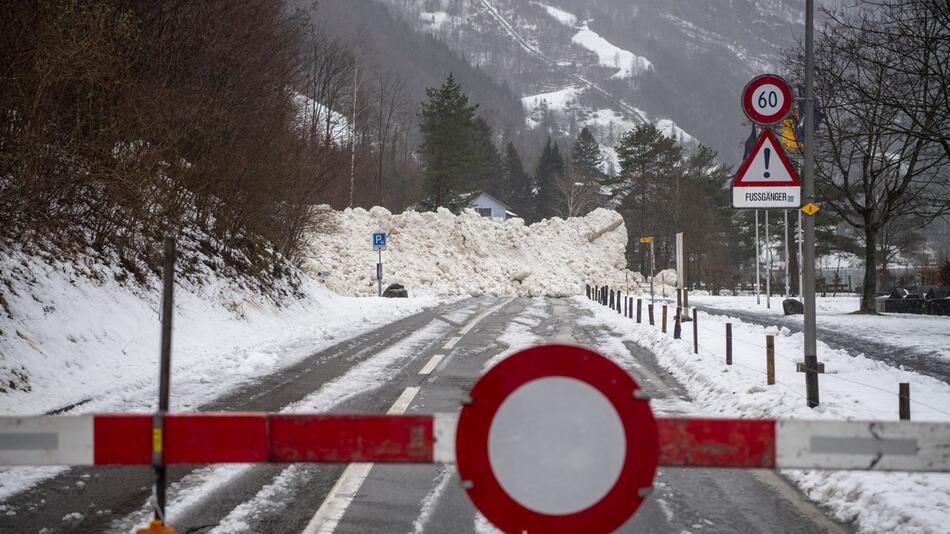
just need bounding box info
[455,345,658,533]
[742,74,793,125]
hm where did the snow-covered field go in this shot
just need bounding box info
[576,296,950,533]
[304,207,661,298]
[691,295,950,362]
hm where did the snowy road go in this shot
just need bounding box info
[1,297,850,533]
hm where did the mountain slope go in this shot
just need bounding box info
[378,0,804,162]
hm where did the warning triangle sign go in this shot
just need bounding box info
[733,129,800,187]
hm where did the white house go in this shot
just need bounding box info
[467,192,517,220]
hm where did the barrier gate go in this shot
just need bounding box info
[3,345,949,533]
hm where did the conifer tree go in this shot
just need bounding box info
[571,127,603,183]
[535,137,565,220]
[503,142,532,219]
[418,74,483,210]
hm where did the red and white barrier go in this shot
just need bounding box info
[1,413,948,471]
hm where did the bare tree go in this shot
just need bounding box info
[553,173,601,218]
[787,1,950,312]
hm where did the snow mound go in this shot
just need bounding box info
[304,207,653,297]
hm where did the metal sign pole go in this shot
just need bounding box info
[798,210,804,297]
[378,249,383,297]
[755,210,761,304]
[768,212,773,304]
[803,0,820,407]
[784,210,790,299]
[155,237,175,523]
[650,241,655,305]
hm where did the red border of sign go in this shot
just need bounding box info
[732,129,801,188]
[455,345,658,534]
[742,74,793,124]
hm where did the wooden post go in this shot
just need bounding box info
[899,383,910,420]
[648,304,654,326]
[726,323,733,365]
[674,307,682,339]
[637,299,642,323]
[692,308,698,354]
[609,289,614,309]
[661,305,668,333]
[766,335,775,385]
[617,291,621,313]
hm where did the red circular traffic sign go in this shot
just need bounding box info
[742,74,793,124]
[456,344,658,533]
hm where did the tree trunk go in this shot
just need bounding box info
[860,227,878,312]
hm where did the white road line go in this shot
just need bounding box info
[459,298,514,335]
[302,387,420,534]
[442,336,461,350]
[418,354,445,375]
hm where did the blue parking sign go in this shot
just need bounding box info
[372,232,387,251]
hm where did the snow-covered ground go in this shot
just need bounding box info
[691,295,950,362]
[303,207,667,297]
[0,250,440,419]
[576,296,950,533]
[0,245,445,501]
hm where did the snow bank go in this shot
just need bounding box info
[304,207,658,297]
[0,248,438,419]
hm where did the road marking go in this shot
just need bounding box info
[302,387,420,534]
[442,336,461,350]
[458,298,514,335]
[418,354,445,375]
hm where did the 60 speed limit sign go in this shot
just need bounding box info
[742,74,793,124]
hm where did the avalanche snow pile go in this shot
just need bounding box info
[305,207,660,297]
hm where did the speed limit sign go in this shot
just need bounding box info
[742,74,793,124]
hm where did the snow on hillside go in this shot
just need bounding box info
[0,247,438,419]
[303,207,668,298]
[533,2,653,79]
[571,24,653,79]
[520,86,580,113]
[292,93,350,145]
[533,1,577,26]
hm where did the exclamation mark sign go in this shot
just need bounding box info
[763,148,771,178]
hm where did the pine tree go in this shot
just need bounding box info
[474,117,505,201]
[418,73,482,210]
[504,142,532,219]
[571,127,603,183]
[535,137,565,220]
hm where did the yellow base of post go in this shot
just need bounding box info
[136,520,175,534]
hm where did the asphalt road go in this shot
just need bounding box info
[1,297,852,534]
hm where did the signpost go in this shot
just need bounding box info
[372,232,386,297]
[742,74,793,125]
[732,129,802,209]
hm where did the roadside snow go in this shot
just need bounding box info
[575,296,950,533]
[691,295,950,362]
[0,247,442,502]
[304,207,655,297]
